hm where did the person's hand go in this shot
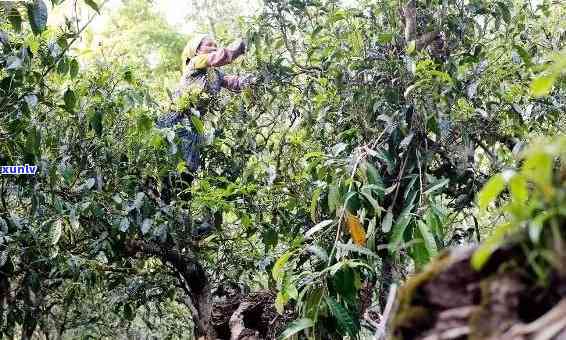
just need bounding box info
[230,39,247,54]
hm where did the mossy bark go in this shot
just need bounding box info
[389,244,566,339]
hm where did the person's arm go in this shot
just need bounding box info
[221,74,256,92]
[189,40,246,70]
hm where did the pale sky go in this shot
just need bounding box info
[53,0,546,35]
[88,0,193,33]
[88,0,260,34]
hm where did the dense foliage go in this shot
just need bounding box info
[0,0,564,339]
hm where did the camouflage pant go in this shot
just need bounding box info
[156,111,206,172]
[156,111,206,203]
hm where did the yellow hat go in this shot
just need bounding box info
[182,35,209,64]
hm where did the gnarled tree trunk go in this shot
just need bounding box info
[385,244,566,340]
[125,240,215,339]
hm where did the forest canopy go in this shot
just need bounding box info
[0,0,565,339]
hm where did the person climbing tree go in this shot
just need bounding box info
[157,35,256,204]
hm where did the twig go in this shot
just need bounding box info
[275,7,322,73]
[472,136,501,170]
[327,148,366,266]
[39,0,109,83]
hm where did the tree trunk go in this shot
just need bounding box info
[21,279,37,340]
[388,244,566,339]
[125,240,216,339]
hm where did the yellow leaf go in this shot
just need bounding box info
[346,212,366,246]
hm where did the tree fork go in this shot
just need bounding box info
[124,240,215,339]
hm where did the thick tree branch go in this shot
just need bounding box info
[125,240,215,339]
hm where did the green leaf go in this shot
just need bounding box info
[361,187,381,213]
[522,152,553,187]
[149,132,164,148]
[286,281,299,300]
[263,227,279,251]
[307,245,328,262]
[496,2,511,24]
[333,266,356,299]
[0,248,8,267]
[305,219,333,239]
[275,291,289,314]
[406,40,416,54]
[509,174,528,203]
[190,115,205,134]
[477,174,505,210]
[411,238,430,269]
[176,161,186,173]
[119,217,130,232]
[403,175,418,201]
[417,220,438,258]
[84,0,100,13]
[69,59,79,78]
[124,304,135,321]
[8,8,22,32]
[471,222,517,270]
[366,163,381,185]
[513,44,532,66]
[5,56,23,70]
[57,59,69,75]
[63,88,77,112]
[530,75,556,97]
[423,178,449,196]
[528,211,552,244]
[302,288,323,319]
[381,209,393,233]
[328,183,340,213]
[89,110,104,136]
[0,217,8,234]
[425,208,443,240]
[336,243,379,258]
[136,113,153,133]
[377,33,393,44]
[27,0,48,35]
[344,191,360,213]
[124,68,133,82]
[325,297,358,336]
[279,318,314,340]
[49,219,63,245]
[399,132,414,149]
[272,251,293,282]
[25,126,41,158]
[389,205,413,254]
[330,9,347,23]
